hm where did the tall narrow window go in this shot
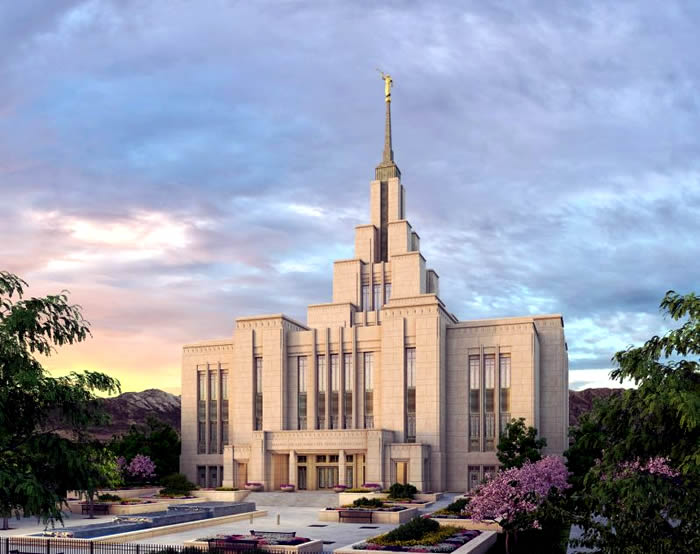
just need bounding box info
[373,284,382,310]
[209,369,218,454]
[499,354,511,434]
[384,283,391,303]
[343,353,353,428]
[364,352,374,428]
[197,372,206,454]
[254,357,263,430]
[298,356,307,429]
[221,371,229,451]
[362,285,370,312]
[469,356,480,450]
[406,348,416,442]
[317,355,326,429]
[330,354,339,429]
[209,371,218,423]
[484,355,495,450]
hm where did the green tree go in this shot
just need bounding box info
[0,271,120,528]
[497,417,547,469]
[566,291,700,553]
[110,417,181,481]
[72,442,121,518]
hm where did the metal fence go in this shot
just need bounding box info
[0,538,335,554]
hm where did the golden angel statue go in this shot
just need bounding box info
[377,69,393,102]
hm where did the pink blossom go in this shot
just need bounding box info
[468,456,570,530]
[602,456,678,481]
[126,454,156,479]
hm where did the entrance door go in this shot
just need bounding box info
[345,466,354,488]
[395,461,408,484]
[298,466,307,490]
[317,467,339,488]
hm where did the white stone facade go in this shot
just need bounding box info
[180,116,568,493]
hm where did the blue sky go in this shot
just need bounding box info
[2,0,698,393]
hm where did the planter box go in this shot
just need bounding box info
[429,517,503,533]
[245,484,264,492]
[281,485,296,492]
[337,492,387,506]
[192,490,251,502]
[319,507,418,525]
[334,532,497,554]
[186,539,323,553]
[109,502,169,515]
[98,488,161,498]
[415,492,444,502]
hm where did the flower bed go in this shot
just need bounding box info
[280,484,296,492]
[319,505,418,525]
[335,518,496,554]
[245,482,264,491]
[187,533,323,553]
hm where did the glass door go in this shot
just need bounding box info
[298,466,307,490]
[316,467,339,488]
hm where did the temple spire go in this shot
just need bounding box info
[375,71,401,181]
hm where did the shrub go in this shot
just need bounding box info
[352,497,384,508]
[372,526,458,547]
[445,497,469,514]
[375,515,439,543]
[388,482,418,499]
[160,473,198,496]
[214,487,238,491]
[97,493,121,502]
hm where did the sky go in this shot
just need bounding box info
[2,0,699,395]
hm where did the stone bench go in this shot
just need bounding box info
[250,530,297,540]
[338,510,373,524]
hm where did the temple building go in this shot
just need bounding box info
[180,78,569,492]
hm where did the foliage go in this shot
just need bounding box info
[375,515,440,543]
[73,444,122,517]
[214,487,238,491]
[566,291,700,553]
[445,497,469,514]
[352,497,384,508]
[470,457,570,553]
[371,525,457,547]
[110,417,180,481]
[97,493,122,502]
[120,454,156,483]
[497,418,547,469]
[0,271,121,528]
[387,482,418,499]
[160,473,198,496]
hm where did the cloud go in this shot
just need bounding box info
[1,0,699,393]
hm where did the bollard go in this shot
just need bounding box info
[277,513,280,526]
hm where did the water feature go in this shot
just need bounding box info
[36,502,256,539]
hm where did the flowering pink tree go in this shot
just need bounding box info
[469,456,571,553]
[124,454,156,483]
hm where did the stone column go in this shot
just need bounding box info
[338,449,346,486]
[289,450,297,487]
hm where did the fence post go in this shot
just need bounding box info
[90,541,95,554]
[136,545,140,554]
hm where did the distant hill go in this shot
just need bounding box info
[80,387,621,441]
[88,388,181,440]
[569,387,623,427]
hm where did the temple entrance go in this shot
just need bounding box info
[395,461,408,484]
[297,466,308,490]
[317,466,338,488]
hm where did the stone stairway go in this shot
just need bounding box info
[247,490,337,508]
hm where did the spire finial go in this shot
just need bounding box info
[375,70,401,180]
